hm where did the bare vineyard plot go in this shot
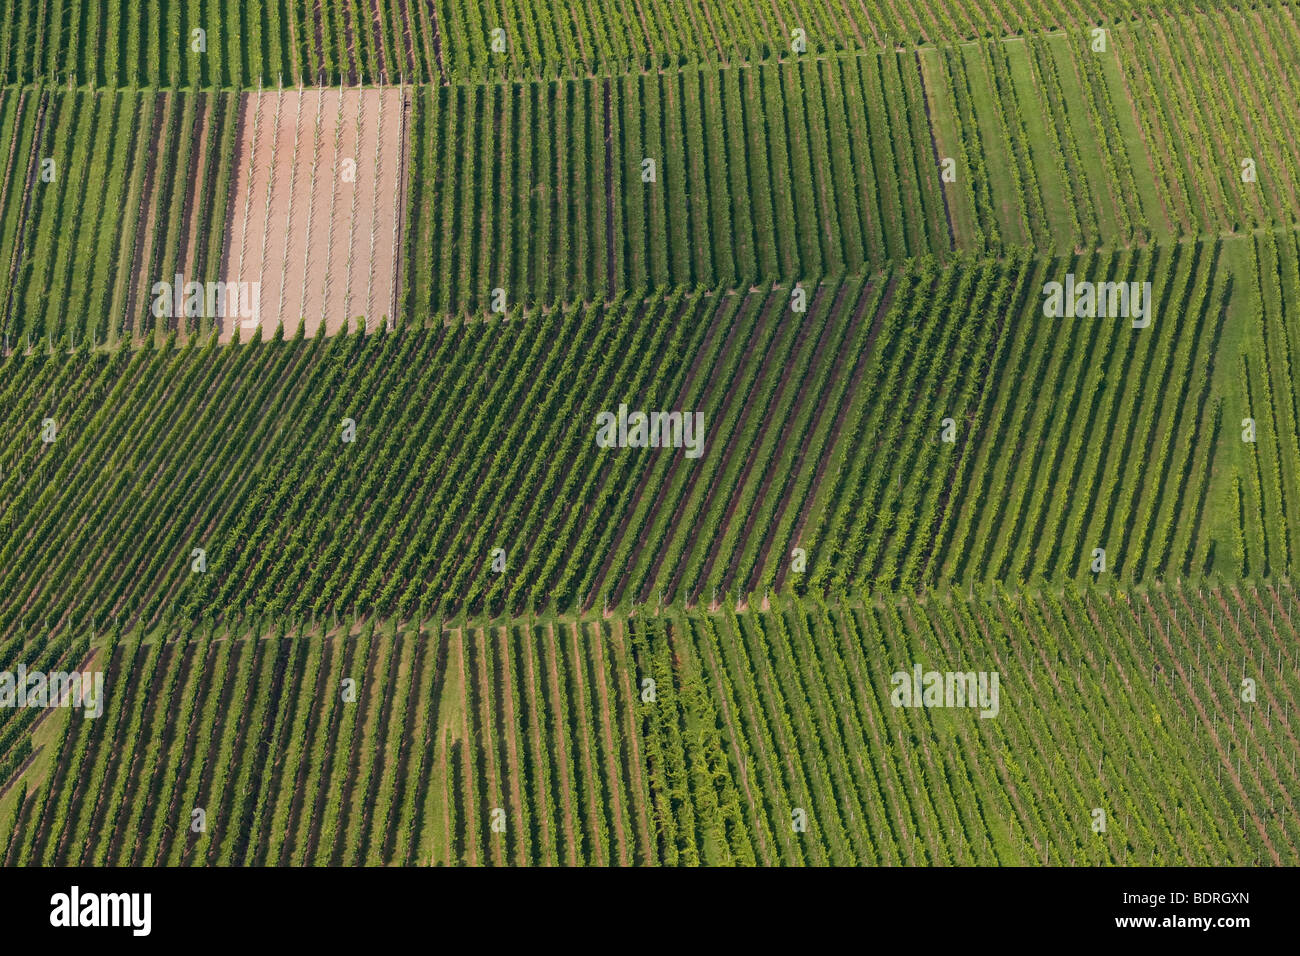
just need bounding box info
[219,86,407,342]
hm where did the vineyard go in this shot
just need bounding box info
[2,1,1300,870]
[0,240,1284,638]
[404,11,1300,313]
[0,2,1288,86]
[0,88,239,347]
[0,13,1294,334]
[3,580,1297,865]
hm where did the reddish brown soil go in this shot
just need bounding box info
[220,87,405,342]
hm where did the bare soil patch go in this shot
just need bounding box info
[220,87,406,342]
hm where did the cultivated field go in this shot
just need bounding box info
[0,2,1256,87]
[405,12,1300,315]
[0,242,1285,638]
[1,2,1299,869]
[4,580,1297,865]
[0,89,239,347]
